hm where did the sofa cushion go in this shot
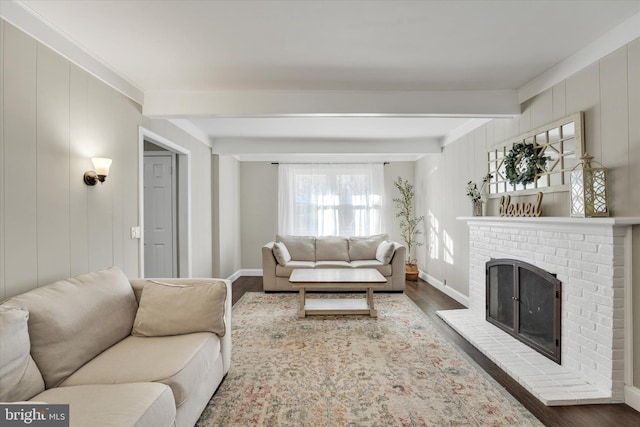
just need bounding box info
[0,306,45,401]
[132,281,226,337]
[3,267,138,388]
[275,261,315,278]
[314,261,352,268]
[276,235,316,261]
[376,240,395,264]
[348,234,389,260]
[315,236,350,262]
[33,383,175,427]
[272,241,292,265]
[350,260,393,277]
[61,333,220,408]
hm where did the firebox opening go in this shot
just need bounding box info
[486,259,562,364]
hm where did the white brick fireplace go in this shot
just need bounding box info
[437,217,639,406]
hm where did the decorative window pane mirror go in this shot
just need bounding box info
[488,112,585,196]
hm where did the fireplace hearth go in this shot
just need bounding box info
[486,259,561,363]
[435,216,640,405]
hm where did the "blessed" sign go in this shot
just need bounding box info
[499,192,543,217]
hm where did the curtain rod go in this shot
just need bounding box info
[271,162,389,165]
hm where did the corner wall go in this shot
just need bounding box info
[416,37,640,387]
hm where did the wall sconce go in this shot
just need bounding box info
[570,153,609,217]
[84,157,112,186]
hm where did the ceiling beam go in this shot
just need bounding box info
[143,89,520,117]
[212,137,442,157]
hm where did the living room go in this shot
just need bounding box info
[2,1,640,425]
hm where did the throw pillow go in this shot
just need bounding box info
[275,235,316,261]
[0,306,45,401]
[348,234,389,260]
[132,281,226,337]
[376,241,395,264]
[315,236,350,261]
[273,241,292,265]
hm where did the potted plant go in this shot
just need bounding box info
[466,173,492,216]
[393,177,424,281]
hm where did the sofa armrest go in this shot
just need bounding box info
[390,242,407,291]
[129,278,233,375]
[262,241,277,291]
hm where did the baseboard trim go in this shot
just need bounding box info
[228,269,262,282]
[419,271,469,307]
[625,385,640,412]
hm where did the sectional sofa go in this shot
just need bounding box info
[0,267,231,427]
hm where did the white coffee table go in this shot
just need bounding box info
[289,268,386,318]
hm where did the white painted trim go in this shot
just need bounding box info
[238,269,263,277]
[420,271,469,307]
[139,127,193,277]
[519,10,640,103]
[441,118,494,147]
[213,137,441,156]
[226,270,241,283]
[168,119,211,147]
[625,385,640,412]
[0,1,144,104]
[144,89,520,117]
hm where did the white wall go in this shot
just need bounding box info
[0,20,215,298]
[416,38,640,385]
[238,161,415,269]
[212,154,241,278]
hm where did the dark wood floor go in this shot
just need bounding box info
[231,276,640,427]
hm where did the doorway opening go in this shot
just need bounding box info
[139,127,191,278]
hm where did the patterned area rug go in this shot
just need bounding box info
[196,292,542,426]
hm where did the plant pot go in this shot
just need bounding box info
[405,263,419,281]
[472,200,483,216]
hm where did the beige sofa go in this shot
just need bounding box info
[0,267,231,427]
[262,234,406,291]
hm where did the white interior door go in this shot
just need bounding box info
[144,154,176,277]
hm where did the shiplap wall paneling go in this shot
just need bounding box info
[3,23,38,297]
[628,39,640,388]
[600,47,630,217]
[36,44,71,286]
[1,19,5,300]
[69,65,90,276]
[86,79,115,272]
[552,81,567,120]
[630,41,640,217]
[566,63,602,160]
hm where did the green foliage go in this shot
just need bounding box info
[504,142,548,186]
[393,177,424,264]
[466,173,493,202]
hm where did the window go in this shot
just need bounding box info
[278,164,384,236]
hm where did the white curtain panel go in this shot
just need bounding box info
[278,163,384,237]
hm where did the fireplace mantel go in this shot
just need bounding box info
[457,216,640,227]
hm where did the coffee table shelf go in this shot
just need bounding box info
[289,268,386,318]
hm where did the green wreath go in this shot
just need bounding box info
[504,142,547,186]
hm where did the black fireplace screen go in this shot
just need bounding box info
[486,259,561,364]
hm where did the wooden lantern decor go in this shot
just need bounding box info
[570,153,609,217]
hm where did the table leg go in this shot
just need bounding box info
[298,288,306,318]
[367,287,377,318]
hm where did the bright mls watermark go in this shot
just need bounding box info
[0,404,69,426]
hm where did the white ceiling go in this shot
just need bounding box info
[9,0,640,160]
